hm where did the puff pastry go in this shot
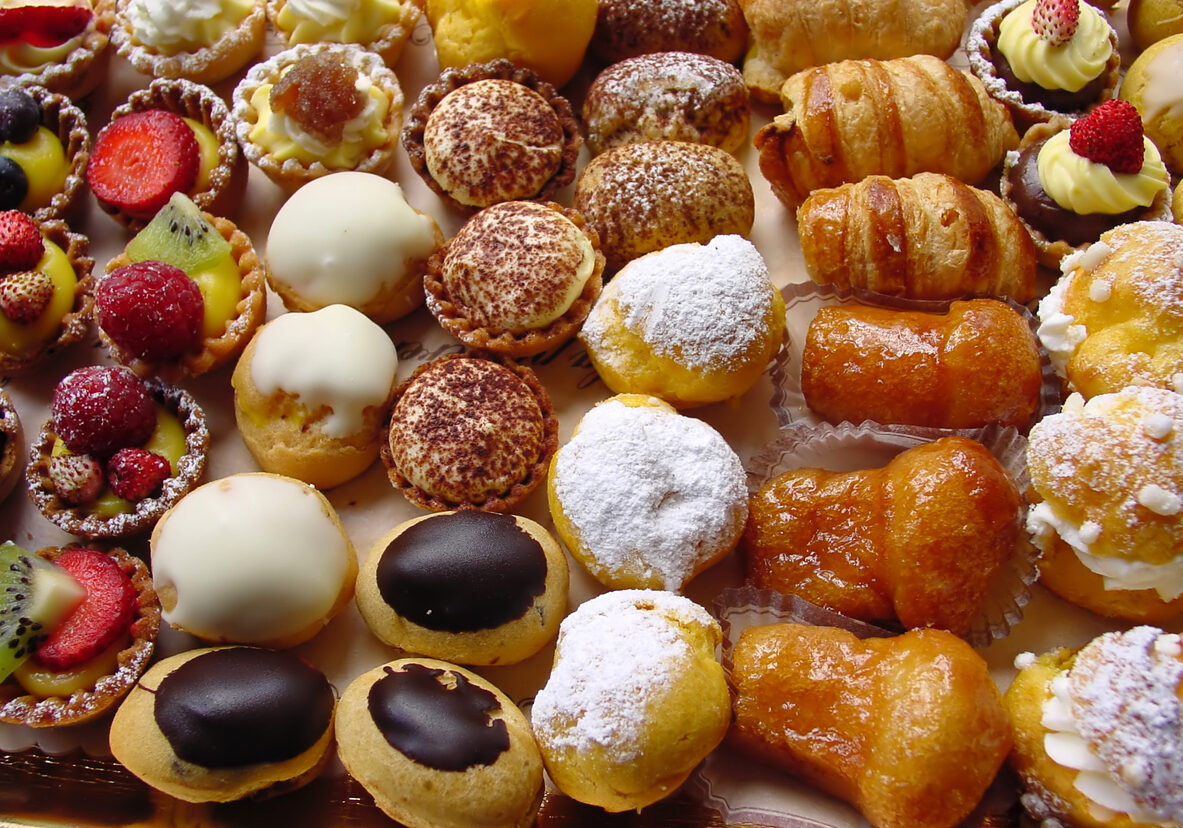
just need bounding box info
[740,0,967,102]
[755,55,1019,210]
[798,173,1038,303]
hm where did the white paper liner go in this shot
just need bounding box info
[742,421,1039,648]
[768,282,1064,431]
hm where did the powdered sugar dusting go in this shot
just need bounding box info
[581,235,775,371]
[530,590,716,760]
[552,398,747,590]
[1069,626,1183,822]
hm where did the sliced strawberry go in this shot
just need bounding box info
[1069,99,1146,174]
[1031,0,1079,46]
[0,269,52,323]
[30,548,135,673]
[0,210,44,271]
[106,447,171,501]
[86,110,200,221]
[49,453,104,505]
[0,5,92,49]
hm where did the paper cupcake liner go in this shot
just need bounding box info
[742,421,1038,648]
[768,281,1064,432]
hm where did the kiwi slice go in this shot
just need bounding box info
[0,542,85,683]
[124,191,232,275]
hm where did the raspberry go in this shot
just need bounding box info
[97,261,204,362]
[51,366,157,456]
[106,447,171,501]
[1068,99,1146,174]
[0,210,43,271]
[48,453,104,505]
[1031,0,1079,47]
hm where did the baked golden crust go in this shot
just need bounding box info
[755,55,1019,210]
[798,172,1038,303]
[23,84,91,225]
[742,436,1025,636]
[0,388,20,504]
[740,0,967,103]
[730,623,1012,828]
[1,0,115,100]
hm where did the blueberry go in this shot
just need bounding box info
[0,89,41,145]
[0,156,28,210]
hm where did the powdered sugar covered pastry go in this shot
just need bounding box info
[1005,626,1183,828]
[1037,222,1183,400]
[547,394,747,591]
[531,589,730,812]
[1026,387,1183,621]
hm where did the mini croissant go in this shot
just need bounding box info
[755,55,1019,210]
[798,173,1038,303]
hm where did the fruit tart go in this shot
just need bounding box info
[266,0,424,68]
[98,191,266,379]
[0,386,21,503]
[1001,100,1174,268]
[87,78,246,230]
[26,365,210,540]
[110,0,267,85]
[967,0,1121,129]
[0,0,116,100]
[0,541,160,728]
[231,42,404,189]
[0,209,95,379]
[0,84,89,223]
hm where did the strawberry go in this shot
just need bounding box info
[0,269,52,324]
[0,5,92,49]
[49,453,104,505]
[51,366,157,456]
[1031,0,1079,46]
[97,261,204,362]
[86,110,200,221]
[0,210,44,271]
[30,548,136,673]
[1069,99,1146,174]
[105,447,171,501]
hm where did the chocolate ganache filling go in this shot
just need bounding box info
[368,662,510,770]
[153,647,335,769]
[1006,142,1143,246]
[375,510,547,632]
[989,41,1108,112]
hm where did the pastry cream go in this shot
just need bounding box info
[123,0,254,54]
[245,304,398,440]
[1036,130,1170,214]
[275,0,412,44]
[0,238,76,358]
[997,0,1113,92]
[0,127,69,212]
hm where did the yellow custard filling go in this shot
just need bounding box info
[0,126,69,211]
[998,0,1113,92]
[183,116,219,194]
[1037,130,1171,213]
[13,635,127,697]
[0,238,75,357]
[276,0,409,44]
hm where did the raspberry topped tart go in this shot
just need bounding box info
[26,365,209,539]
[1001,99,1173,267]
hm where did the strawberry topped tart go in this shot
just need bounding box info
[0,0,115,100]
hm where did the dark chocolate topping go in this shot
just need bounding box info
[367,662,510,771]
[153,647,334,770]
[989,42,1108,113]
[375,510,547,633]
[1006,142,1142,246]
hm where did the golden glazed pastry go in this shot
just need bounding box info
[403,60,581,211]
[336,657,544,828]
[109,646,336,803]
[574,139,754,275]
[531,590,731,813]
[1121,33,1183,175]
[111,0,267,85]
[800,298,1046,431]
[381,354,559,513]
[232,304,400,490]
[581,51,750,157]
[589,0,747,65]
[740,0,967,103]
[1036,221,1183,399]
[742,436,1025,637]
[755,55,1020,210]
[730,623,1012,828]
[1005,626,1183,828]
[1026,387,1183,622]
[424,200,605,356]
[798,173,1038,303]
[580,235,785,409]
[548,394,748,591]
[267,0,424,67]
[355,510,568,667]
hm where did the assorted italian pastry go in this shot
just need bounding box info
[1,2,1182,827]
